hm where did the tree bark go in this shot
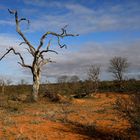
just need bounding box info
[0,10,78,102]
[31,65,41,102]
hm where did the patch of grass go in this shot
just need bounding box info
[0,98,24,114]
[3,116,16,126]
[2,127,7,133]
[15,134,30,140]
[114,94,140,138]
[94,108,106,114]
[29,120,43,125]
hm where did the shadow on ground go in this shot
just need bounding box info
[57,119,132,140]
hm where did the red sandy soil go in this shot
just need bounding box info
[0,93,138,140]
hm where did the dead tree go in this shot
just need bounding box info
[88,64,101,93]
[108,56,129,91]
[0,9,78,102]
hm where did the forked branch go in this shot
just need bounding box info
[8,9,35,56]
[37,25,79,50]
[0,47,32,69]
[40,39,58,56]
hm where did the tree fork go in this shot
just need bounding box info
[0,9,78,102]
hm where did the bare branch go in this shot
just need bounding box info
[19,18,30,25]
[19,18,30,29]
[0,47,32,69]
[37,25,79,50]
[19,42,26,46]
[25,48,34,56]
[17,62,31,68]
[46,39,51,50]
[40,49,58,55]
[3,9,78,102]
[39,58,54,67]
[19,42,34,56]
[88,65,100,82]
[8,9,16,14]
[57,36,67,48]
[0,48,12,61]
[60,25,68,35]
[40,39,58,55]
[108,56,129,81]
[8,9,35,56]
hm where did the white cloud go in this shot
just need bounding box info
[0,19,14,26]
[1,33,140,83]
[39,39,140,81]
[21,1,140,34]
[0,34,33,83]
[0,1,140,83]
[0,34,20,46]
[1,1,139,34]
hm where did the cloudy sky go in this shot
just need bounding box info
[0,0,140,83]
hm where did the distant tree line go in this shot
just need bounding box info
[0,56,140,97]
[57,56,130,91]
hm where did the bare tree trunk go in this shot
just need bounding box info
[0,10,78,102]
[31,66,41,102]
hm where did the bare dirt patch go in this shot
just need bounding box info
[0,93,138,139]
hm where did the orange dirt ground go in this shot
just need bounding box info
[0,93,138,140]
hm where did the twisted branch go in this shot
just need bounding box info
[8,9,35,56]
[40,49,58,55]
[0,47,32,69]
[4,9,79,70]
[37,25,79,50]
[40,39,58,56]
[19,42,26,46]
[19,18,30,25]
[57,36,67,48]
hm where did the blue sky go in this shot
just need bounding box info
[0,0,140,83]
